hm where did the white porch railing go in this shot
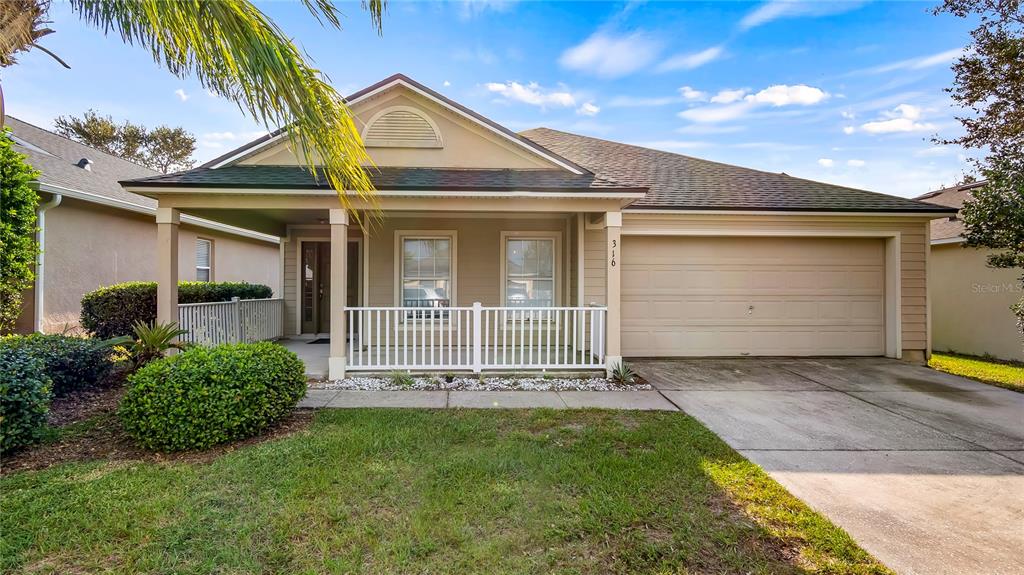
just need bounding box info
[178,297,284,345]
[345,303,606,372]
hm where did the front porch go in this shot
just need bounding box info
[152,202,626,380]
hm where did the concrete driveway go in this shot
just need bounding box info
[634,357,1024,575]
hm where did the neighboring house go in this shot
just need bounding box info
[120,74,954,378]
[918,182,1024,361]
[5,116,281,334]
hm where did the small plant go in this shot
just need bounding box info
[542,372,554,380]
[119,342,305,451]
[118,321,190,368]
[610,361,637,385]
[443,372,455,383]
[389,370,415,387]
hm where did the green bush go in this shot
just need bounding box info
[119,342,305,451]
[1,129,41,332]
[0,334,116,396]
[80,281,273,338]
[0,346,52,453]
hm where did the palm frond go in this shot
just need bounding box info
[0,0,63,68]
[69,0,383,225]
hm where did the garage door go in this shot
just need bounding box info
[622,236,885,357]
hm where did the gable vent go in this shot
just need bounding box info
[363,108,442,148]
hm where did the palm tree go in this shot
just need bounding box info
[0,0,384,215]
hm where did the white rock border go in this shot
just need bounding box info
[311,375,651,392]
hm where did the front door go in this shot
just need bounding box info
[301,240,360,335]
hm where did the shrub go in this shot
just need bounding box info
[119,342,305,451]
[0,347,51,453]
[80,281,273,338]
[0,333,116,396]
[610,361,637,385]
[0,129,41,332]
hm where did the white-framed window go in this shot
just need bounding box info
[195,238,213,282]
[502,232,559,308]
[396,232,456,310]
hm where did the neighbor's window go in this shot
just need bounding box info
[505,238,554,307]
[401,237,451,308]
[196,238,213,282]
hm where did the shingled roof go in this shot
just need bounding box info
[520,127,955,214]
[123,165,640,192]
[915,180,987,241]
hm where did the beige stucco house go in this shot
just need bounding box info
[919,182,1024,361]
[5,116,281,334]
[120,74,955,378]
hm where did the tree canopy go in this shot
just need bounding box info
[55,110,196,173]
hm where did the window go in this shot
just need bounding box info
[196,239,212,282]
[401,237,452,309]
[505,237,555,307]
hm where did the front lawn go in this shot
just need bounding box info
[0,409,888,574]
[930,352,1024,392]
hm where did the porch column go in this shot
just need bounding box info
[328,209,349,380]
[604,211,622,375]
[156,207,180,327]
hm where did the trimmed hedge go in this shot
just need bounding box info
[80,281,273,338]
[119,342,305,451]
[0,346,51,453]
[0,334,116,396]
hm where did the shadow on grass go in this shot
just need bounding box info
[0,408,889,574]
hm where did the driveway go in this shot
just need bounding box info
[634,357,1024,575]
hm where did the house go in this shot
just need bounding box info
[119,74,955,378]
[5,116,281,334]
[918,182,1023,361]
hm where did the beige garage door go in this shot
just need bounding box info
[622,236,886,357]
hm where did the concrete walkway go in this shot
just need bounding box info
[298,388,679,410]
[634,357,1024,575]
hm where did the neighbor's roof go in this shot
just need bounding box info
[4,116,278,242]
[915,180,987,241]
[521,128,956,214]
[123,165,639,192]
[5,115,160,207]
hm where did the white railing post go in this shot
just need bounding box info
[472,302,483,373]
[231,297,242,342]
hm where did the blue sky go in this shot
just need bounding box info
[3,0,978,197]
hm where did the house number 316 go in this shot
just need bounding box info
[610,238,617,267]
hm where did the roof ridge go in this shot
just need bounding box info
[5,115,159,175]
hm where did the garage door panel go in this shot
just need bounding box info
[622,237,886,357]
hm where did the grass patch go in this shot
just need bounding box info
[930,353,1024,392]
[0,409,889,574]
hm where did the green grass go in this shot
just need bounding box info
[930,353,1024,392]
[0,409,888,574]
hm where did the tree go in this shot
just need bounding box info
[935,0,1024,341]
[0,130,41,332]
[1,0,386,222]
[55,110,196,173]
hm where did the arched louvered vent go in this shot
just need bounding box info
[363,107,442,148]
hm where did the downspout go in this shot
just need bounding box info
[34,193,63,332]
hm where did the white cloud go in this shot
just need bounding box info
[485,81,576,108]
[174,89,189,102]
[576,102,600,116]
[679,84,828,124]
[859,104,935,134]
[200,130,267,142]
[740,0,868,31]
[840,110,855,119]
[675,124,746,135]
[843,126,856,134]
[847,159,866,167]
[443,80,451,87]
[859,47,967,75]
[678,102,755,123]
[745,84,829,106]
[679,86,707,101]
[710,88,748,104]
[458,0,518,20]
[559,31,661,78]
[817,158,835,167]
[657,45,724,72]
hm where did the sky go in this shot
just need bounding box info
[2,0,980,198]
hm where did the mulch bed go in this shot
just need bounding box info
[1,385,315,476]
